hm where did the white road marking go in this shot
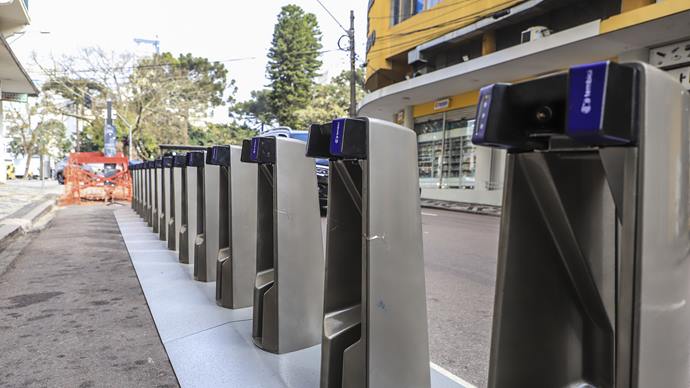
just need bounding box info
[430,362,477,388]
[421,212,438,217]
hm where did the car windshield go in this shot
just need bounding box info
[291,132,309,142]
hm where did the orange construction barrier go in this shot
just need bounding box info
[60,152,132,205]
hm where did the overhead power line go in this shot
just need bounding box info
[27,49,342,77]
[314,0,349,33]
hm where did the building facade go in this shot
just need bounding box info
[0,0,39,183]
[361,0,690,205]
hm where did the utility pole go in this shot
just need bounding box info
[348,10,356,117]
[75,103,80,152]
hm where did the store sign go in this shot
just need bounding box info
[434,98,450,111]
[649,40,690,69]
[395,110,404,125]
[666,66,690,90]
[1,92,28,103]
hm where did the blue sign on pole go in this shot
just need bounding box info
[104,123,117,157]
[104,100,117,157]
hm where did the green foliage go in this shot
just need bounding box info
[127,52,235,157]
[266,4,322,129]
[292,69,365,129]
[38,48,236,160]
[42,77,106,105]
[7,101,70,177]
[230,89,276,130]
[175,53,233,106]
[188,123,257,146]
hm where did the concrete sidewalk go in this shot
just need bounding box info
[0,180,62,222]
[0,205,178,388]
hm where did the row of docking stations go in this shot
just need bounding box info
[130,61,690,388]
[130,118,432,388]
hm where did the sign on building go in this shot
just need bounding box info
[650,40,690,90]
[1,92,28,103]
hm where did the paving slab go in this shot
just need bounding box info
[115,207,474,388]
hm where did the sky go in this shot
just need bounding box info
[9,0,368,120]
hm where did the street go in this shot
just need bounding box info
[422,209,500,388]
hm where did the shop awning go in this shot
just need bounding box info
[0,32,38,96]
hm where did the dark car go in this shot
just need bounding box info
[260,127,329,211]
[54,157,96,185]
[54,157,68,184]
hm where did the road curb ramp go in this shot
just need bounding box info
[0,194,57,252]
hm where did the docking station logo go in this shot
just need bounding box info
[333,121,342,146]
[580,69,593,115]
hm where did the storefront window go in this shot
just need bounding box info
[414,107,476,189]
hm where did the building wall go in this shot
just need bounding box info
[366,0,690,206]
[366,0,521,90]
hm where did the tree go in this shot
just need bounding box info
[292,69,365,129]
[230,89,276,130]
[266,4,322,129]
[35,48,236,159]
[7,101,69,178]
[188,123,256,146]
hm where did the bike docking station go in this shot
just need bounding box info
[306,117,431,388]
[192,149,210,281]
[145,162,152,222]
[206,145,258,309]
[158,156,171,241]
[138,163,147,218]
[240,135,324,354]
[182,151,203,265]
[165,156,177,251]
[191,148,221,282]
[131,162,140,214]
[145,161,154,226]
[120,147,470,387]
[170,155,185,253]
[152,158,163,234]
[474,61,690,388]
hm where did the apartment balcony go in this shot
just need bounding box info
[0,0,30,36]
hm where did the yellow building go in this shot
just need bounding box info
[361,0,690,205]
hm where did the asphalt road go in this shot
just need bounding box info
[421,209,500,388]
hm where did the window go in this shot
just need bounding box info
[414,107,476,189]
[426,0,442,9]
[391,0,444,25]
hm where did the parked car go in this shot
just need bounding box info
[259,127,329,211]
[54,157,68,184]
[55,157,96,185]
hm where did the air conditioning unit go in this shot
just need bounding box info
[520,26,551,43]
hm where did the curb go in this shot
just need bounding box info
[0,194,58,251]
[420,200,501,217]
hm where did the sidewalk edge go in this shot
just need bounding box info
[0,195,57,251]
